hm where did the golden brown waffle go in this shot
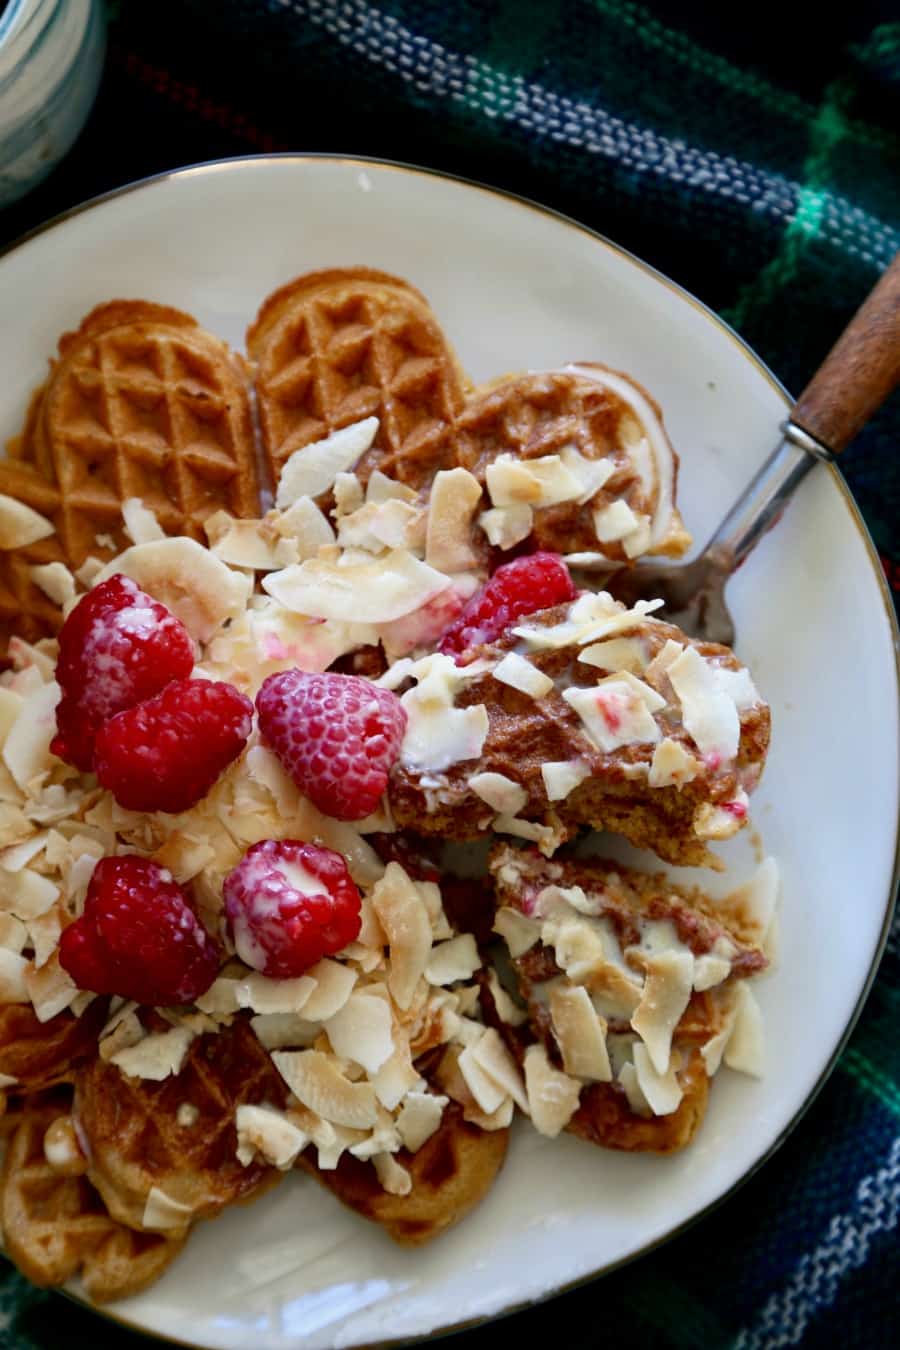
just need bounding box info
[0,300,260,653]
[247,268,469,489]
[73,1016,287,1235]
[388,604,771,868]
[0,1089,185,1300]
[250,273,690,561]
[0,999,108,1095]
[485,843,768,1154]
[455,366,690,560]
[297,1097,508,1246]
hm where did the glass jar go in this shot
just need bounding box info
[0,0,105,209]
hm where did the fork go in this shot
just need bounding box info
[605,253,900,644]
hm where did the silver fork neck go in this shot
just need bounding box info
[699,420,835,572]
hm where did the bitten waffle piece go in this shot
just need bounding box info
[0,1090,185,1301]
[458,365,690,562]
[486,843,775,1152]
[3,300,260,572]
[73,1016,287,1236]
[297,1096,508,1246]
[387,591,770,866]
[248,268,468,490]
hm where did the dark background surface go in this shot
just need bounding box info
[1,2,898,1347]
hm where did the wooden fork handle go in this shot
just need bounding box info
[790,251,900,455]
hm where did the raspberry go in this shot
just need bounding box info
[93,678,253,813]
[438,551,577,661]
[52,574,194,771]
[223,840,361,978]
[256,670,406,821]
[58,856,219,1005]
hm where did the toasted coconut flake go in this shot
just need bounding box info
[0,830,49,872]
[275,418,379,508]
[487,453,582,509]
[492,651,554,699]
[618,1061,652,1116]
[546,916,643,1018]
[373,1151,413,1196]
[458,1042,508,1115]
[30,562,77,611]
[96,538,249,643]
[579,636,648,674]
[668,646,740,761]
[1,868,59,920]
[324,993,394,1074]
[523,1043,581,1138]
[632,1042,684,1115]
[513,592,662,651]
[371,863,432,1011]
[28,907,62,969]
[0,949,29,1002]
[724,983,764,1077]
[425,934,481,986]
[0,495,54,549]
[334,472,365,517]
[367,471,417,505]
[425,469,482,572]
[469,772,528,816]
[395,1091,448,1153]
[593,499,639,543]
[211,519,298,571]
[122,498,165,545]
[693,796,748,842]
[478,503,534,550]
[0,913,27,954]
[493,906,540,958]
[494,814,562,857]
[338,499,424,555]
[272,1049,378,1129]
[541,759,591,802]
[648,737,699,788]
[26,954,77,1022]
[195,977,241,1016]
[235,1103,309,1169]
[486,968,527,1026]
[250,1013,321,1050]
[471,1028,529,1112]
[99,1010,144,1061]
[142,1186,195,1233]
[273,495,336,556]
[693,953,732,992]
[563,679,660,755]
[0,688,24,749]
[298,959,358,1021]
[630,949,694,1075]
[235,972,317,1016]
[2,680,60,790]
[264,549,450,624]
[111,1025,196,1081]
[372,1041,420,1110]
[550,985,612,1081]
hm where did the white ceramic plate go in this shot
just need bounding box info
[1,157,897,1350]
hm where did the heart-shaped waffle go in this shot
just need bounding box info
[73,1015,287,1236]
[0,300,261,653]
[249,269,690,563]
[0,1088,185,1300]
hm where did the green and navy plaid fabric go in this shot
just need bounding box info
[1,2,898,1346]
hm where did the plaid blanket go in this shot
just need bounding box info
[1,2,898,1346]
